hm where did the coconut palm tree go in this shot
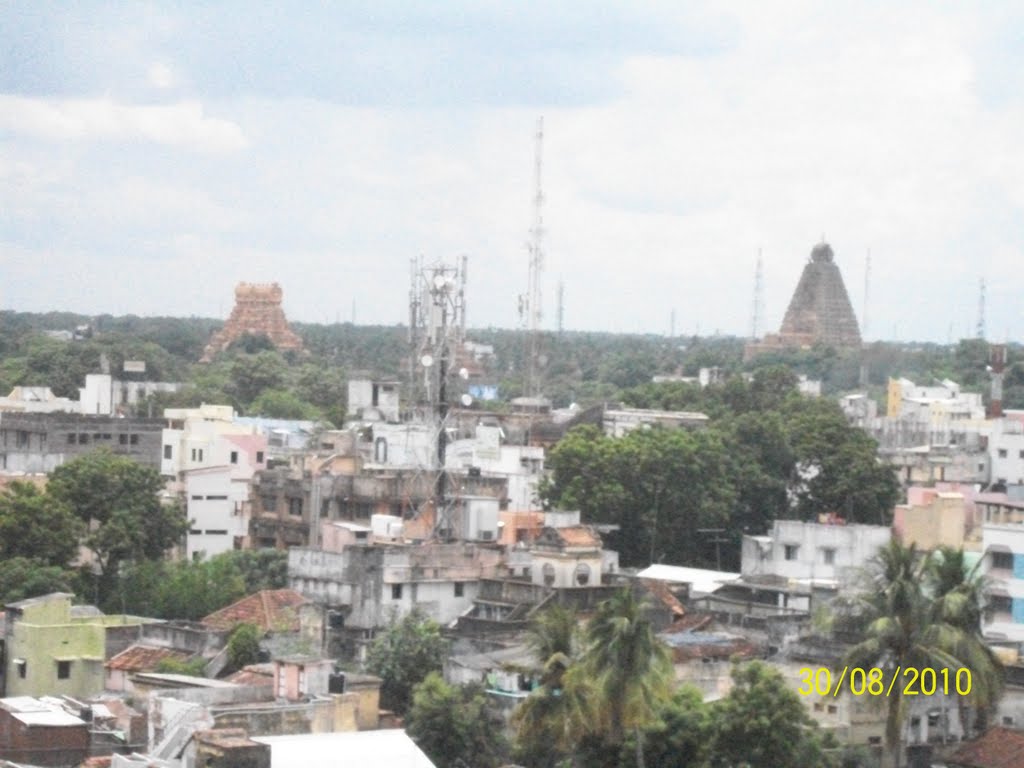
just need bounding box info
[581,588,674,768]
[926,546,1003,736]
[845,541,999,768]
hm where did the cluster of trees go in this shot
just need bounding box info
[369,594,839,768]
[5,309,1020,419]
[543,367,901,569]
[511,592,840,768]
[0,449,287,615]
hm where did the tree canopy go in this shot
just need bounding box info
[366,609,450,715]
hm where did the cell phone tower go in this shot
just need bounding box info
[518,117,545,396]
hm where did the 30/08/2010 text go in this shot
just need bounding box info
[797,667,972,697]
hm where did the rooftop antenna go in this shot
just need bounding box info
[518,117,545,396]
[750,249,764,340]
[977,277,986,340]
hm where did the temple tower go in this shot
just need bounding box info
[201,283,304,362]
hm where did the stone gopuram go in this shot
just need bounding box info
[745,241,861,359]
[201,283,304,362]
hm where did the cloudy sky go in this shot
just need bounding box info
[3,2,1024,342]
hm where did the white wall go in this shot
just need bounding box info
[742,520,891,585]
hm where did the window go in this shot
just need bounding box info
[821,548,836,566]
[164,445,173,459]
[191,495,203,500]
[574,562,592,586]
[1020,450,1024,459]
[784,544,799,561]
[827,704,838,715]
[119,434,128,445]
[79,434,89,444]
[261,495,278,513]
[999,449,1008,459]
[289,498,303,517]
[14,430,27,447]
[57,661,71,679]
[256,451,264,463]
[102,433,112,440]
[542,563,556,586]
[130,434,139,445]
[16,660,26,679]
[991,595,1012,614]
[230,451,238,464]
[67,434,76,444]
[205,529,228,535]
[991,551,1014,570]
[392,584,403,600]
[1004,716,1015,726]
[206,495,228,501]
[454,582,464,597]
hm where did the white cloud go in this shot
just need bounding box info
[148,63,177,90]
[0,96,247,152]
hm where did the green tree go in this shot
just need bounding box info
[406,673,507,768]
[0,557,77,604]
[621,685,711,768]
[117,556,249,620]
[543,426,735,567]
[514,605,590,768]
[222,549,289,593]
[228,351,287,405]
[47,450,189,599]
[249,389,320,419]
[0,481,82,567]
[784,397,899,524]
[366,609,450,715]
[926,547,1003,736]
[843,541,1001,767]
[227,623,263,671]
[580,589,674,768]
[155,656,209,677]
[708,661,834,768]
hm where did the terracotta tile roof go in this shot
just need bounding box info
[201,589,309,633]
[948,727,1024,768]
[225,663,275,686]
[640,579,686,618]
[105,645,193,672]
[554,526,601,548]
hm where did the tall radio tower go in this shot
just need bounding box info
[862,249,871,341]
[977,277,986,340]
[518,117,545,396]
[750,250,764,340]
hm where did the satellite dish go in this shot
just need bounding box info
[458,367,469,380]
[461,394,473,407]
[420,354,434,368]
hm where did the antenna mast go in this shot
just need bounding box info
[556,279,564,335]
[750,250,764,340]
[409,258,467,540]
[977,277,986,340]
[863,249,871,341]
[519,117,545,396]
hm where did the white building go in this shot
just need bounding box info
[162,405,267,558]
[982,521,1024,643]
[79,374,181,416]
[347,379,400,423]
[602,407,709,437]
[989,418,1024,487]
[445,425,545,511]
[741,519,892,596]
